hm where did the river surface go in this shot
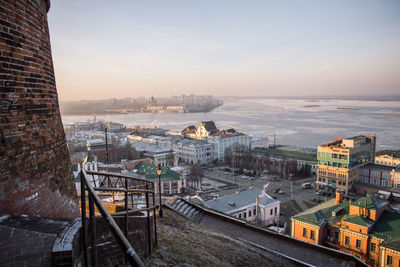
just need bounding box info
[61,97,400,150]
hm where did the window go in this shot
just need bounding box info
[270,209,273,215]
[356,239,361,249]
[239,214,241,219]
[370,243,376,253]
[249,210,252,217]
[253,208,256,215]
[387,255,393,266]
[244,212,247,218]
[345,236,350,246]
[310,230,315,240]
[302,228,307,237]
[275,207,277,215]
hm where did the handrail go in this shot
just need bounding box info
[80,166,151,267]
[85,170,154,185]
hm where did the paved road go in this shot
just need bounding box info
[202,166,322,207]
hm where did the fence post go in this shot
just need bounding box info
[80,171,88,267]
[89,194,98,267]
[145,183,152,254]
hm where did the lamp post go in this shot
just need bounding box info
[156,164,163,217]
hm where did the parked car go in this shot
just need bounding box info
[278,190,285,194]
[210,193,219,198]
[274,188,281,194]
[301,182,312,189]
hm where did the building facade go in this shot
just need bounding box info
[316,135,376,194]
[206,132,251,162]
[375,155,400,167]
[205,187,280,226]
[291,193,400,266]
[132,162,186,195]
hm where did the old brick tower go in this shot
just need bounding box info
[0,0,80,218]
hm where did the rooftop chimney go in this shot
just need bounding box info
[335,191,344,204]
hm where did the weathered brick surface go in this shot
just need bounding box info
[0,0,79,218]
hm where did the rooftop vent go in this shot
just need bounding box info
[228,202,236,207]
[332,207,344,217]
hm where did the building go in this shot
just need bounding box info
[291,192,400,266]
[297,160,317,176]
[316,135,376,194]
[131,142,177,167]
[194,121,218,140]
[250,136,269,149]
[171,139,215,165]
[206,131,251,162]
[359,163,397,189]
[375,154,400,167]
[132,162,186,195]
[205,187,280,226]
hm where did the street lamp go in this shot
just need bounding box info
[156,164,163,217]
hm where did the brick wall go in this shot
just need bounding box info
[0,0,80,218]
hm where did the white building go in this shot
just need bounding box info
[250,136,269,149]
[171,139,215,165]
[206,131,250,162]
[205,187,280,226]
[375,154,400,167]
[194,121,218,140]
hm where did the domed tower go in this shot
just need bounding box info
[0,0,80,218]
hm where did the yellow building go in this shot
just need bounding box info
[375,154,400,167]
[291,192,400,266]
[316,135,376,194]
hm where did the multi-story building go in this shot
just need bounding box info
[205,187,280,226]
[291,192,400,266]
[359,163,396,188]
[375,154,400,167]
[139,135,215,165]
[131,142,177,167]
[171,139,215,165]
[206,131,251,162]
[194,121,218,140]
[316,135,376,194]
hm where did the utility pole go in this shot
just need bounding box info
[291,181,293,200]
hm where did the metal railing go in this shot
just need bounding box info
[80,166,158,266]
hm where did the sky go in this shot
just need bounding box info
[47,0,400,101]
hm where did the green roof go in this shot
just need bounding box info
[293,200,349,226]
[134,162,181,181]
[343,215,374,228]
[292,196,400,251]
[352,196,387,211]
[370,210,400,243]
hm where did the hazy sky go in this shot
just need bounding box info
[48,0,400,101]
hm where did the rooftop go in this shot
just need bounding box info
[205,187,279,214]
[134,162,182,181]
[351,196,388,211]
[361,163,397,172]
[200,121,218,133]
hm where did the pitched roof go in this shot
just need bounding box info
[293,200,349,226]
[351,196,387,211]
[370,210,400,242]
[201,121,218,132]
[343,215,374,227]
[205,187,279,214]
[182,125,196,133]
[134,161,181,181]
